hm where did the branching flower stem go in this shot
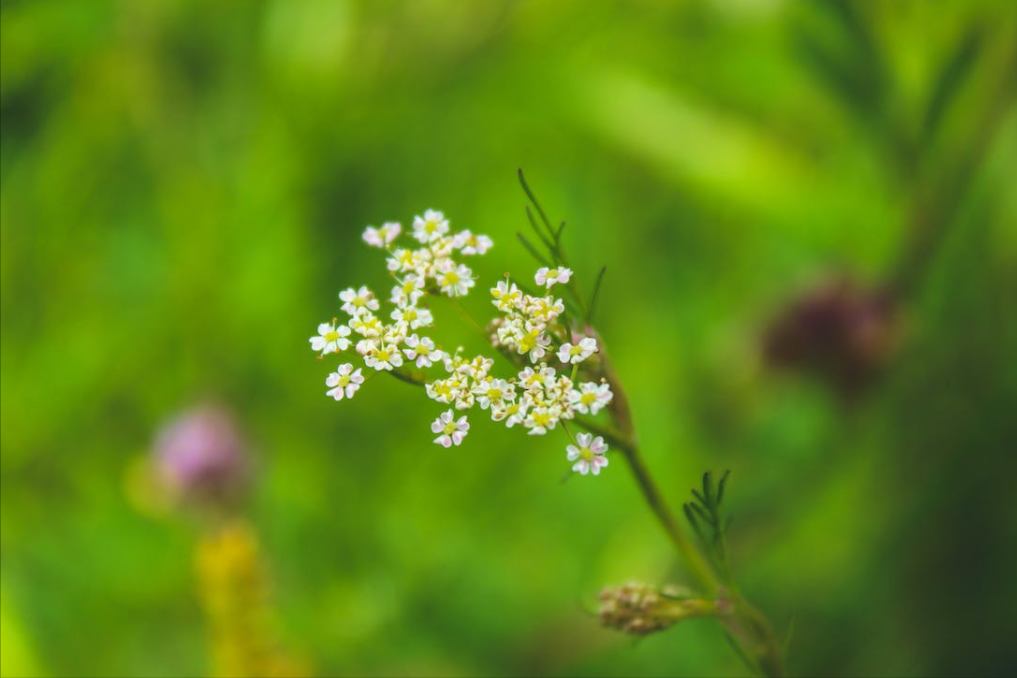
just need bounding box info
[581,351,721,594]
[320,177,785,675]
[583,344,785,677]
[511,170,784,675]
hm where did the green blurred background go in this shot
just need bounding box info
[2,0,1016,676]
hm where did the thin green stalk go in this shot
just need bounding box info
[620,439,722,594]
[446,297,488,341]
[587,345,785,676]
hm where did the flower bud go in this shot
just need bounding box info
[598,583,721,636]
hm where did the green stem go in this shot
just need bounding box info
[585,339,785,677]
[621,438,722,594]
[575,351,720,592]
[446,296,489,343]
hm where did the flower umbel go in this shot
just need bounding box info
[311,206,614,478]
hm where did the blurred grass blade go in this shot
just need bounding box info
[587,266,607,323]
[518,168,557,240]
[516,232,552,267]
[525,205,556,254]
[783,614,797,656]
[922,25,985,145]
[792,0,886,127]
[724,630,763,675]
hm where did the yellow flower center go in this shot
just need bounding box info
[579,447,594,462]
[325,330,340,342]
[519,330,539,353]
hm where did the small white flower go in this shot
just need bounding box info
[404,335,444,368]
[325,363,365,400]
[350,313,383,338]
[523,406,560,435]
[453,230,494,255]
[534,266,572,289]
[491,280,522,312]
[557,336,598,365]
[525,295,565,323]
[517,366,541,392]
[495,316,525,350]
[429,235,456,259]
[436,262,475,297]
[431,410,469,447]
[364,343,403,371]
[412,209,450,243]
[391,275,425,307]
[515,324,551,362]
[457,356,494,381]
[355,338,379,356]
[382,325,408,345]
[310,321,351,355]
[569,382,614,415]
[518,365,556,393]
[567,433,609,476]
[425,378,456,404]
[339,286,380,316]
[475,378,515,410]
[452,385,475,410]
[387,248,416,273]
[362,222,401,247]
[498,400,528,427]
[390,305,433,330]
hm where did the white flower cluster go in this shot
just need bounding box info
[311,210,615,477]
[379,209,491,297]
[420,264,614,468]
[310,209,486,405]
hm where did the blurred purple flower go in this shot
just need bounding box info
[764,280,900,397]
[154,404,251,507]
